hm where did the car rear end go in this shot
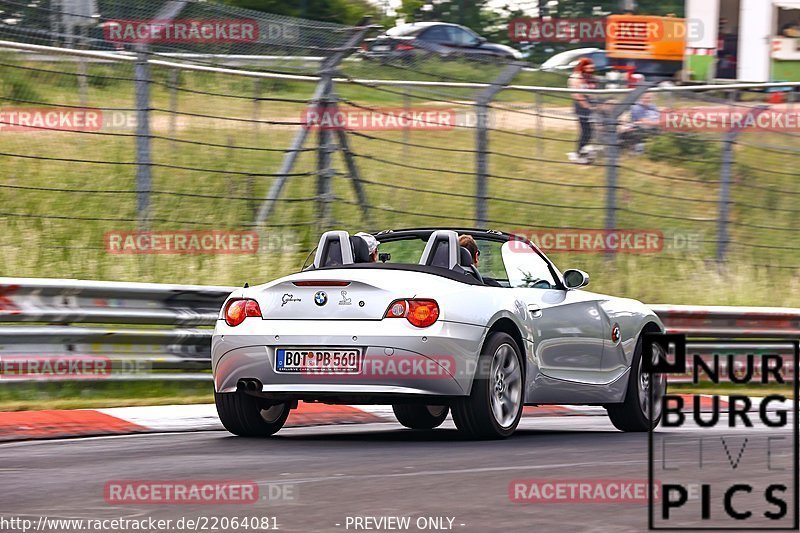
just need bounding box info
[212,269,486,404]
[360,25,423,59]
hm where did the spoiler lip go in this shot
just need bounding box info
[292,280,351,287]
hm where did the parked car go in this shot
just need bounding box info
[212,228,667,440]
[362,22,523,61]
[541,47,609,71]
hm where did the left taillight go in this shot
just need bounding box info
[224,298,262,327]
[384,299,439,328]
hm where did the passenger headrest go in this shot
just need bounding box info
[312,231,354,268]
[350,235,372,263]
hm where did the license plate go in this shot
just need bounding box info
[372,45,390,51]
[275,349,361,374]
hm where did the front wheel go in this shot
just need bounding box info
[215,391,290,437]
[392,404,449,429]
[606,333,667,431]
[452,332,524,439]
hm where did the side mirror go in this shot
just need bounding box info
[563,269,590,290]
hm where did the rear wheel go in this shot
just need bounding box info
[215,391,290,437]
[392,404,449,429]
[606,333,667,431]
[452,332,524,439]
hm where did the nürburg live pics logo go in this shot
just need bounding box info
[644,333,799,530]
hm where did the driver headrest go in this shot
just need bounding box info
[459,246,473,266]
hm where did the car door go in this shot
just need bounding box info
[501,242,606,383]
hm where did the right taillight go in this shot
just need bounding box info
[224,298,262,327]
[384,299,439,328]
[395,42,415,51]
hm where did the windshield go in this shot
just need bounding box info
[500,241,559,289]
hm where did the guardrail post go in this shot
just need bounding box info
[134,47,152,225]
[474,62,525,227]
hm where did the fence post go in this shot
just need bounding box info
[603,84,651,247]
[535,90,543,157]
[254,23,376,227]
[717,130,734,263]
[316,77,335,230]
[474,62,524,227]
[134,48,152,225]
[253,78,262,134]
[403,86,410,160]
[717,104,768,263]
[168,68,179,139]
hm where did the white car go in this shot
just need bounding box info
[212,228,666,439]
[541,47,608,71]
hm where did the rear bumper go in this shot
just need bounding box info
[211,319,486,397]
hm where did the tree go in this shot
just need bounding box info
[398,0,491,33]
[224,0,380,26]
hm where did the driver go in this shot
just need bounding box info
[459,235,501,287]
[458,235,480,266]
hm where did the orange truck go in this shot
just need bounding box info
[605,14,686,80]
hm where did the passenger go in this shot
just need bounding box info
[355,232,379,262]
[622,92,661,154]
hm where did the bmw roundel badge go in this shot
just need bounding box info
[314,291,328,306]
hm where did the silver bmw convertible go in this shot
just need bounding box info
[212,228,667,439]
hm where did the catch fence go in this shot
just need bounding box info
[0,1,798,306]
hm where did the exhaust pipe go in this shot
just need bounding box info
[237,378,262,393]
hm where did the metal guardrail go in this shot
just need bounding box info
[0,278,797,382]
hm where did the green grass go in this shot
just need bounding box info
[668,382,794,399]
[0,380,214,411]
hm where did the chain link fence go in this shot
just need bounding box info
[0,0,799,305]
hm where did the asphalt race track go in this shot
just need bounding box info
[0,416,795,532]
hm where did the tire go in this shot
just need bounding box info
[215,391,290,437]
[452,332,524,439]
[606,333,667,431]
[392,404,449,429]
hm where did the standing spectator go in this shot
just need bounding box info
[567,58,598,164]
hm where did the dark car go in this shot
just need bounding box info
[362,22,522,61]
